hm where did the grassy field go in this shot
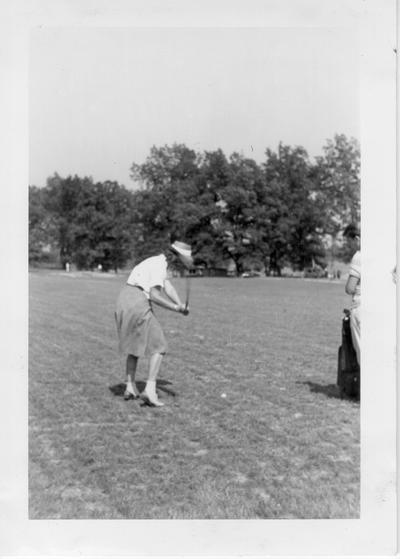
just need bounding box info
[29,270,359,519]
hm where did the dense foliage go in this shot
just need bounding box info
[29,134,360,273]
[30,174,136,271]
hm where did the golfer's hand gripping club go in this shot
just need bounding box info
[175,302,189,315]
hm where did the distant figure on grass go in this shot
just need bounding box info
[115,241,193,407]
[343,224,361,365]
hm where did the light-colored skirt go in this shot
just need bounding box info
[350,305,360,366]
[115,285,168,357]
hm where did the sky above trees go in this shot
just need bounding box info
[29,26,359,189]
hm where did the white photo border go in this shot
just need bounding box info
[0,0,396,556]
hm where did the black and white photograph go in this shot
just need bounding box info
[0,0,397,556]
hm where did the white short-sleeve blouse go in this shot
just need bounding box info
[127,254,168,299]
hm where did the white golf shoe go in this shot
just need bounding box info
[140,389,164,407]
[124,389,139,400]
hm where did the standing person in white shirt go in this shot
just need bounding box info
[115,241,193,407]
[343,224,361,365]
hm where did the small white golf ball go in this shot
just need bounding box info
[221,393,226,398]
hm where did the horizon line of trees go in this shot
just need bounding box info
[29,134,360,275]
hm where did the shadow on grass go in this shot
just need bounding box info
[299,381,360,403]
[298,381,341,399]
[109,380,177,398]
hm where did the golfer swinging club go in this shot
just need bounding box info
[115,241,193,407]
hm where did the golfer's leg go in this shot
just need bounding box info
[148,352,163,380]
[125,354,138,397]
[143,353,164,405]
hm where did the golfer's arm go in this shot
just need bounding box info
[149,286,180,312]
[163,279,183,306]
[345,274,359,296]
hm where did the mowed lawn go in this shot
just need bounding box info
[29,271,359,519]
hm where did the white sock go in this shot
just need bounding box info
[126,381,136,394]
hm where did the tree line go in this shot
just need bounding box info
[29,134,360,275]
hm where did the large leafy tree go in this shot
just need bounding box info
[131,147,270,273]
[44,174,88,266]
[130,144,219,264]
[312,134,360,263]
[207,152,269,273]
[130,143,200,190]
[262,144,325,274]
[87,180,137,271]
[29,185,58,264]
[313,134,360,232]
[194,149,233,268]
[43,174,136,270]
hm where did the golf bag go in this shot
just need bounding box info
[337,309,360,400]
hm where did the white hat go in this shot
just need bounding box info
[170,241,194,268]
